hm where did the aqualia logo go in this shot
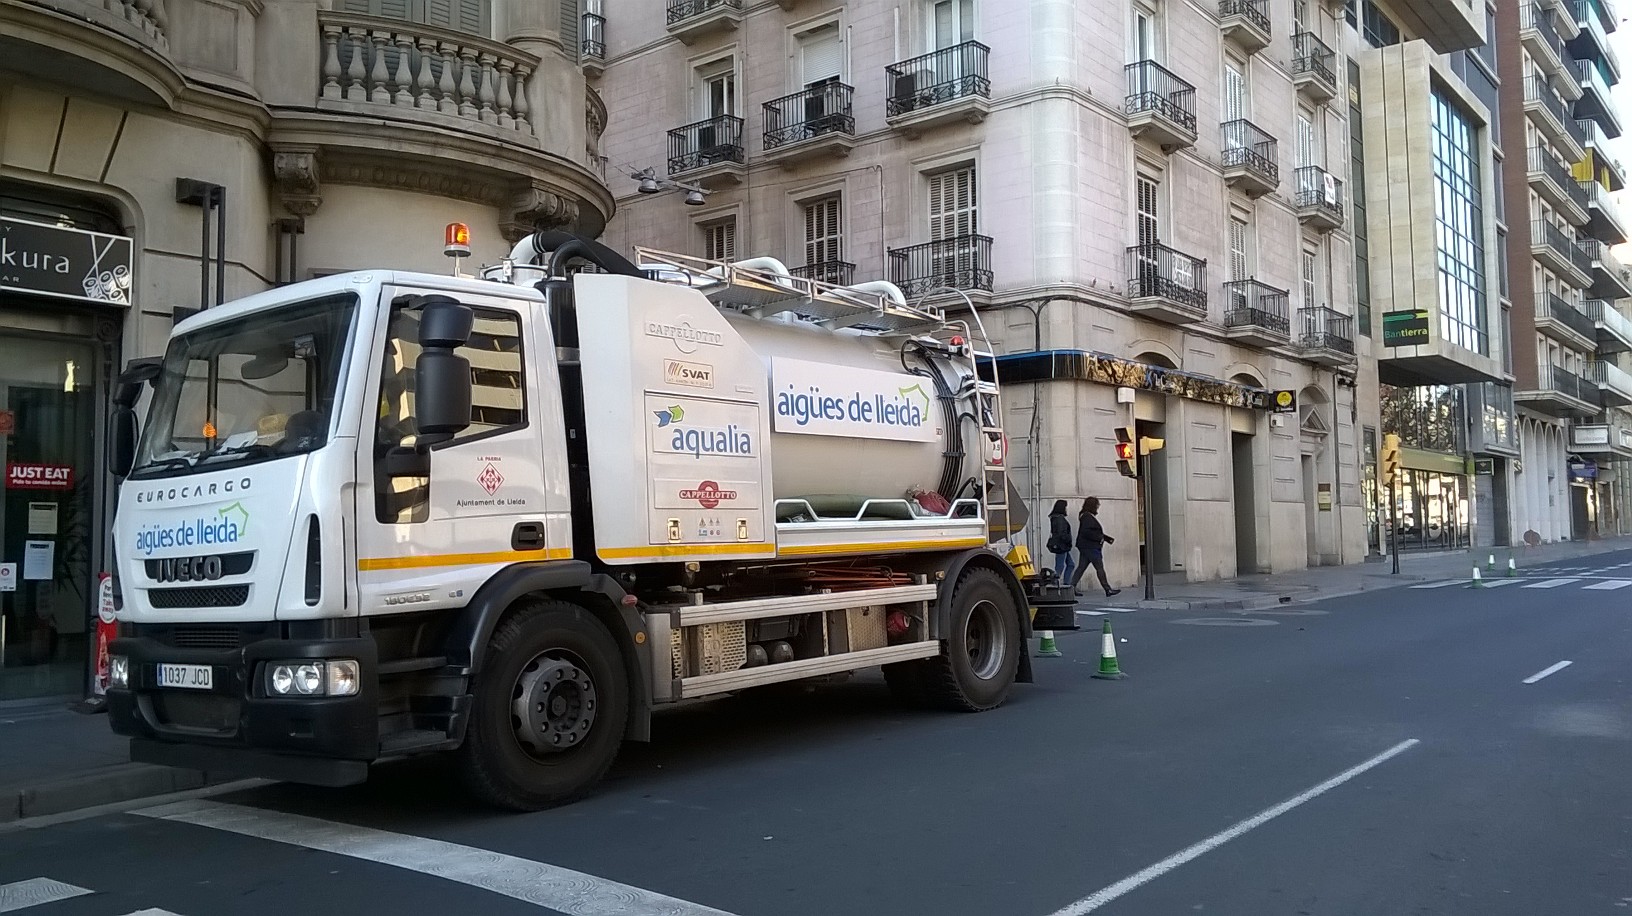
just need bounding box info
[134,502,250,555]
[654,405,754,459]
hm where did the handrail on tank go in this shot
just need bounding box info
[773,496,984,522]
[633,246,945,327]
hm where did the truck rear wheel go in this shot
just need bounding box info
[922,568,1020,712]
[458,599,628,811]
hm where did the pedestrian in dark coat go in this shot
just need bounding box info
[1069,497,1120,597]
[1045,500,1076,586]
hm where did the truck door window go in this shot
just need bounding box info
[374,302,526,523]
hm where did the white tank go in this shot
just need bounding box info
[721,311,972,507]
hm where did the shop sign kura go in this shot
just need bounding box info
[0,216,134,306]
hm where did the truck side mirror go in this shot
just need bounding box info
[413,299,474,447]
[109,408,139,479]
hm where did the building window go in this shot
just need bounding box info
[338,0,487,34]
[1431,89,1490,356]
[1349,58,1371,336]
[928,165,977,241]
[702,218,736,261]
[797,23,843,87]
[1296,109,1319,168]
[1229,216,1250,283]
[1302,245,1319,308]
[1224,58,1248,123]
[699,59,737,119]
[1359,0,1401,48]
[803,196,843,269]
[931,0,975,49]
[1136,173,1160,246]
[1131,2,1159,62]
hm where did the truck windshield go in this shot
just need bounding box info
[130,294,358,478]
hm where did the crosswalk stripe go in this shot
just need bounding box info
[1409,579,1466,589]
[120,910,186,915]
[1475,579,1520,588]
[1522,578,1579,589]
[0,878,92,913]
[136,801,740,916]
[1582,580,1632,590]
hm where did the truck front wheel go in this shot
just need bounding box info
[458,599,629,811]
[923,567,1020,712]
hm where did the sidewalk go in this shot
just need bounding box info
[1098,535,1632,612]
[0,700,229,824]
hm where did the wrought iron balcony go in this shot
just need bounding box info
[582,12,606,65]
[763,82,855,163]
[1292,31,1337,102]
[1299,307,1355,366]
[887,235,994,298]
[1535,291,1598,347]
[1527,146,1590,223]
[1221,119,1279,196]
[885,42,992,135]
[790,261,856,287]
[1219,0,1271,53]
[666,0,742,42]
[1127,243,1207,323]
[1222,279,1290,345]
[1125,61,1197,151]
[667,114,745,180]
[1531,220,1593,286]
[1294,166,1344,231]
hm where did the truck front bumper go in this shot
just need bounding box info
[108,624,378,787]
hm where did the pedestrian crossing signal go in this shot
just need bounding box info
[1381,433,1402,489]
[1115,427,1138,478]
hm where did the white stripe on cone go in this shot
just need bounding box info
[1102,630,1117,658]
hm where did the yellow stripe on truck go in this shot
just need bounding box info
[357,548,573,571]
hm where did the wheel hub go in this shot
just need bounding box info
[512,656,598,754]
[964,599,1005,680]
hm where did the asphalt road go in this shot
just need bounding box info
[3,549,1630,916]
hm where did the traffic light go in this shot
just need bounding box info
[1114,426,1138,478]
[1381,433,1402,490]
[1139,436,1165,456]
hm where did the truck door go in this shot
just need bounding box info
[352,287,561,614]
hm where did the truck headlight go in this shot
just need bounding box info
[109,655,129,689]
[266,659,360,697]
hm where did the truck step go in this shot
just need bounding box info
[378,729,457,758]
[678,640,942,699]
[377,656,448,676]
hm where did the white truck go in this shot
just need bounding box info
[103,230,1035,809]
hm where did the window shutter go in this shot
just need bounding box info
[1229,218,1248,282]
[422,0,486,34]
[928,166,976,242]
[804,197,842,265]
[1224,63,1246,124]
[1136,176,1159,247]
[561,0,581,52]
[800,25,842,86]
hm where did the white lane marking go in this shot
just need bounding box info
[1523,660,1573,684]
[0,878,92,913]
[1583,579,1632,590]
[135,801,741,916]
[1046,739,1421,916]
[1474,579,1520,588]
[1521,578,1579,589]
[1074,609,1107,617]
[1409,579,1465,589]
[119,911,187,916]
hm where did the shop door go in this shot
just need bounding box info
[0,334,99,699]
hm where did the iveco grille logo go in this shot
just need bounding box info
[152,555,225,583]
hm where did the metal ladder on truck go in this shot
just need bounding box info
[961,331,1015,544]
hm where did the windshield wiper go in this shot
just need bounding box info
[198,443,277,465]
[131,456,195,475]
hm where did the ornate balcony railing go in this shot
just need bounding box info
[1295,166,1345,222]
[885,42,992,117]
[1127,243,1208,313]
[1222,119,1279,183]
[667,0,740,26]
[1292,31,1337,89]
[1300,307,1354,354]
[764,82,855,149]
[1219,0,1270,34]
[318,15,538,135]
[582,12,606,61]
[888,235,994,298]
[666,114,745,174]
[1124,61,1198,136]
[790,261,856,286]
[1223,279,1291,334]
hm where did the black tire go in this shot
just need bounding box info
[882,659,930,707]
[458,599,629,811]
[922,567,1021,712]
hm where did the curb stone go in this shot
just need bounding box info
[1,764,229,824]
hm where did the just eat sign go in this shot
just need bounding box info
[6,463,72,490]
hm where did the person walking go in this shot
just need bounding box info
[1045,499,1075,588]
[1070,497,1121,597]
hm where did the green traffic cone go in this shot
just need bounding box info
[1470,565,1484,588]
[1486,553,1496,571]
[1036,630,1062,658]
[1507,557,1517,577]
[1092,618,1125,680]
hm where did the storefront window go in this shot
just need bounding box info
[1380,384,1465,454]
[0,334,99,698]
[1391,469,1472,551]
